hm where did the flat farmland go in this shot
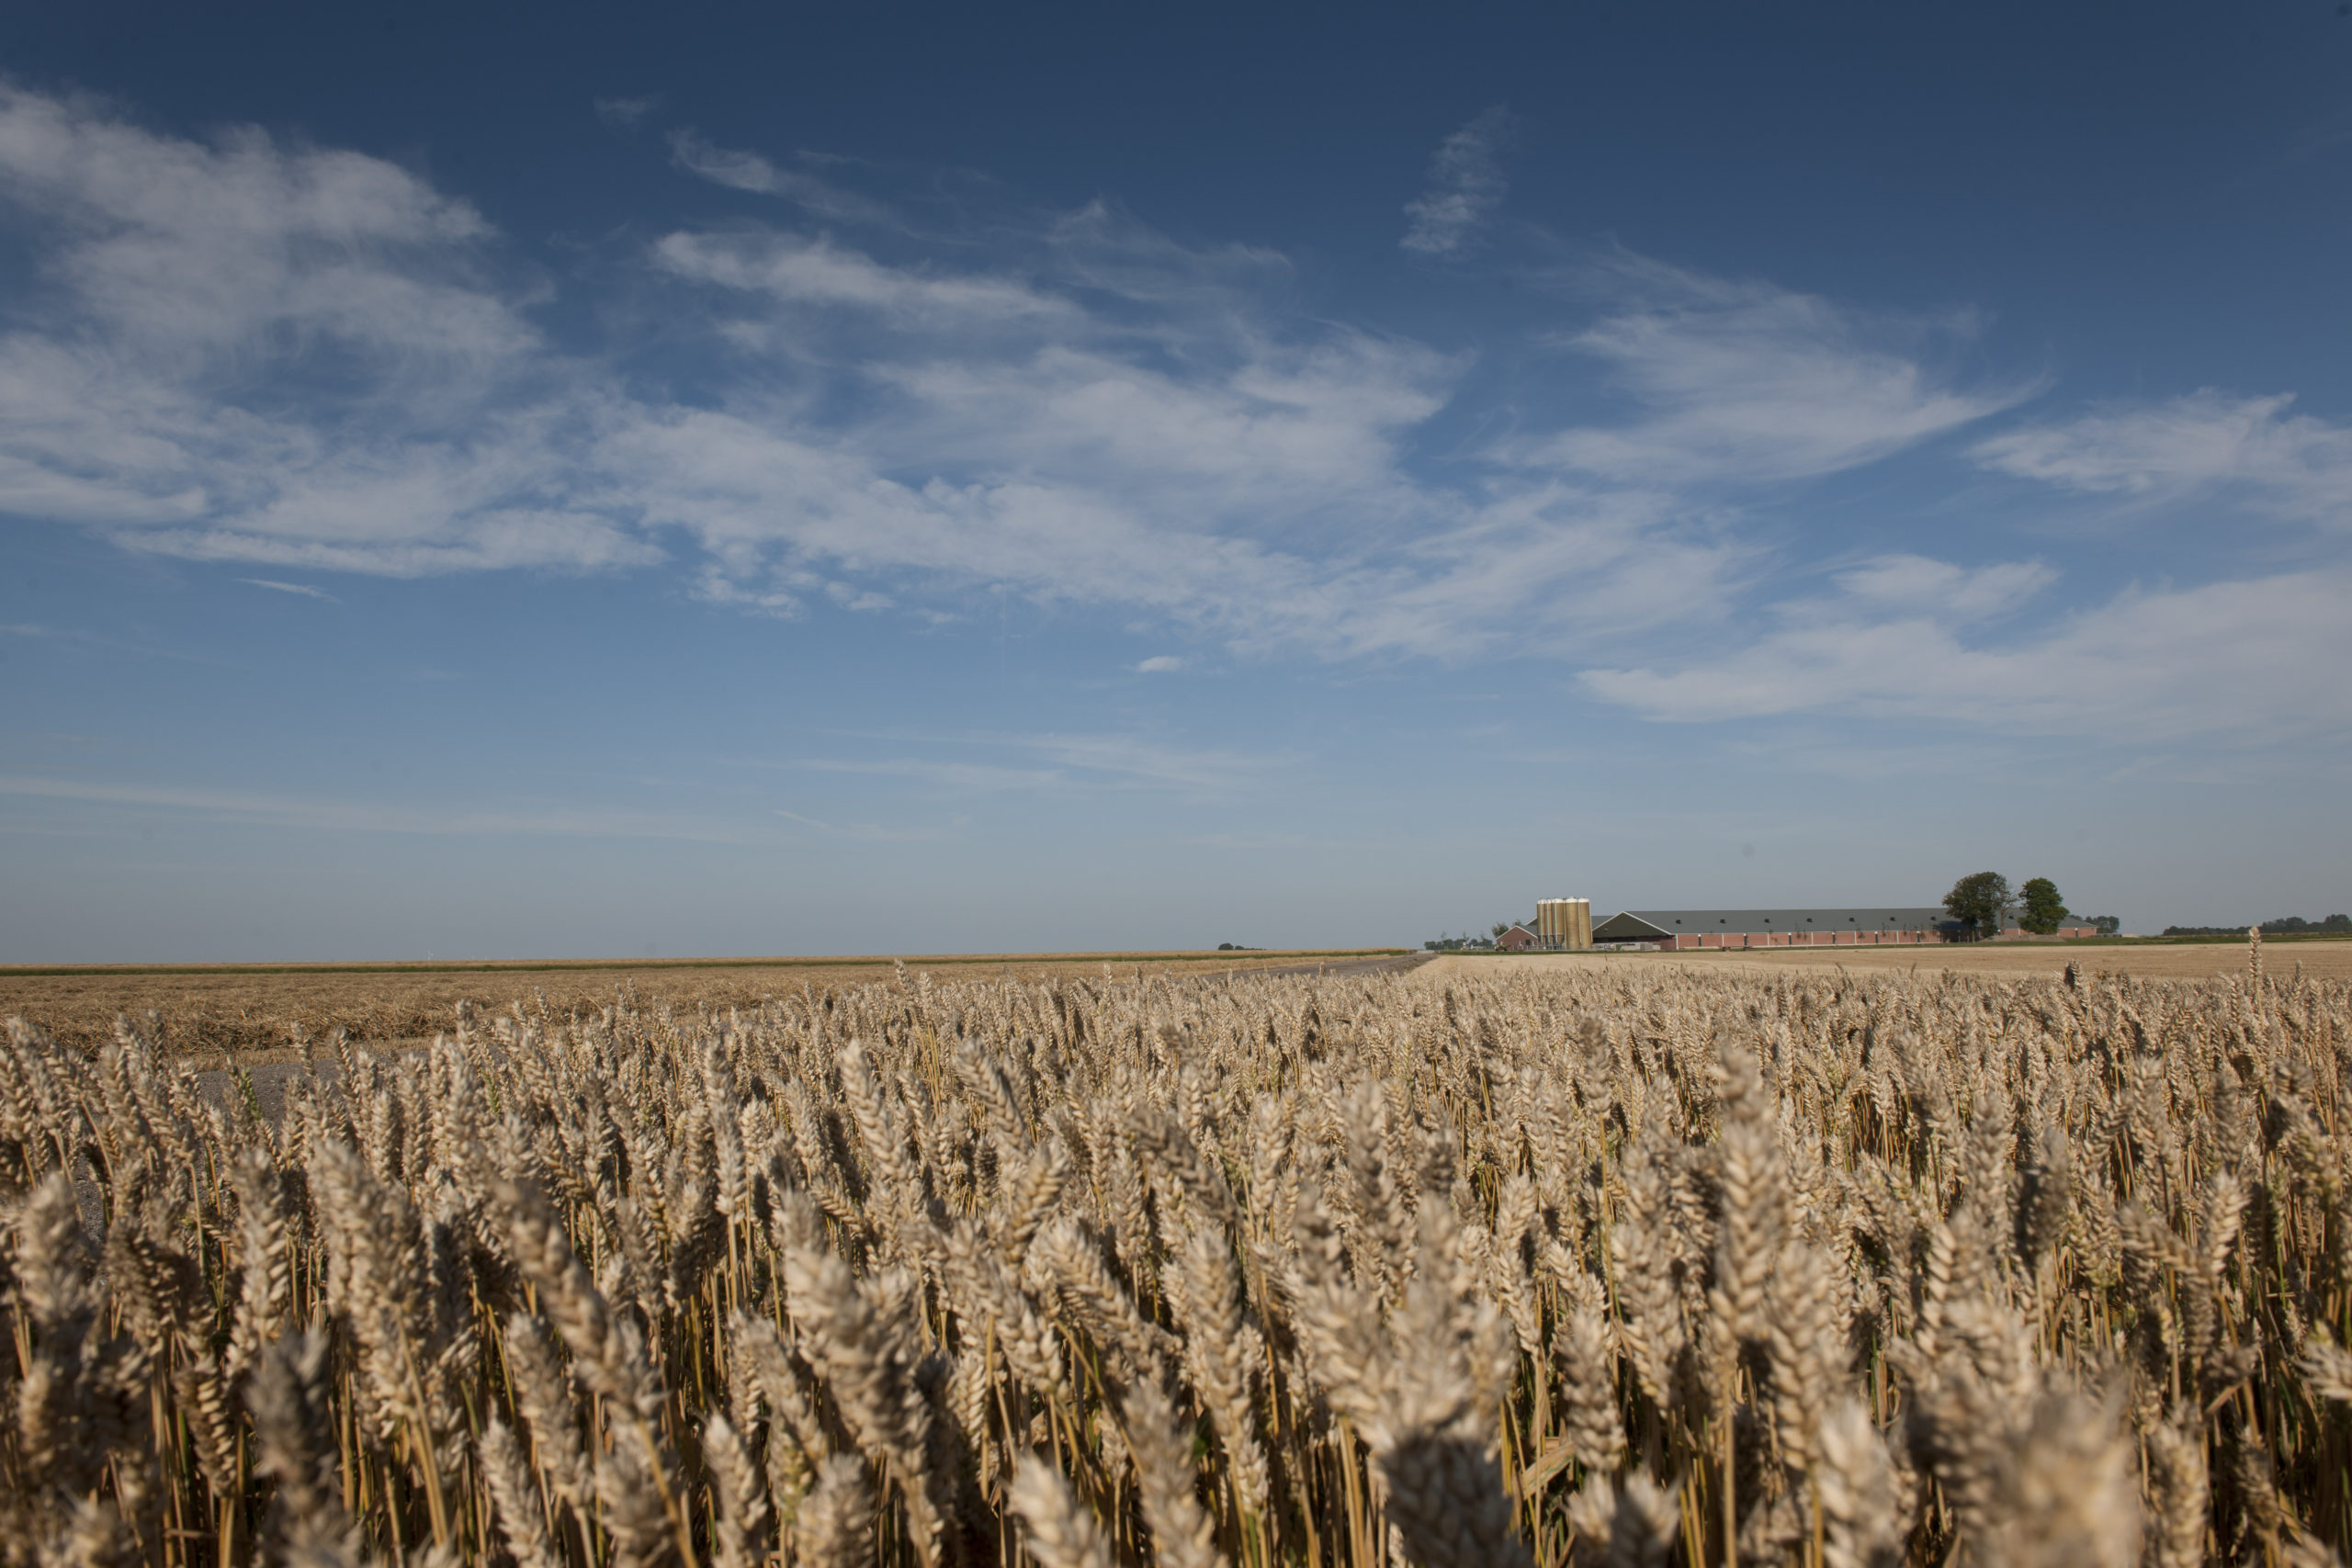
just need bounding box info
[0,947,1412,1056]
[12,942,2351,1563]
[1414,936,2352,982]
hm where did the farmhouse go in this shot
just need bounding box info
[1496,923,1539,951]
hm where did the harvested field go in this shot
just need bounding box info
[4,936,2348,1564]
[0,950,1409,1059]
[1418,936,2352,983]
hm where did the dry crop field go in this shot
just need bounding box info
[4,935,2349,1566]
[0,952,1397,1060]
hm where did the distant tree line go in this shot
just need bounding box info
[2161,914,2352,937]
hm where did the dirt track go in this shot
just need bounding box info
[1408,939,2352,984]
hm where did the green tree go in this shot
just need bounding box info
[2018,877,2068,935]
[1943,872,2013,941]
[2088,915,2121,937]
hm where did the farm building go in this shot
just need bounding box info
[1587,907,2105,947]
[1590,907,1952,948]
[1497,923,1539,951]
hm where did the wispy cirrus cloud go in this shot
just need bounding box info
[594,96,661,130]
[0,84,2137,698]
[0,85,655,577]
[1973,389,2352,522]
[1578,558,2352,740]
[1401,107,1513,256]
[794,759,1067,793]
[666,130,897,224]
[791,732,1282,795]
[239,578,337,601]
[0,773,763,841]
[1018,733,1278,792]
[1523,255,2036,484]
[770,807,948,843]
[0,618,227,663]
[652,227,1070,322]
[1829,555,2057,623]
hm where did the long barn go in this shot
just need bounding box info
[1590,907,1952,948]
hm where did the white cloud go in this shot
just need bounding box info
[16,79,2296,739]
[0,619,226,663]
[1973,389,2352,522]
[1522,257,2032,484]
[666,130,895,224]
[794,733,1276,795]
[0,87,501,356]
[1578,561,2352,740]
[0,773,761,841]
[1401,107,1512,255]
[1829,555,2056,623]
[610,230,1513,652]
[1136,655,1184,671]
[771,807,944,843]
[0,85,647,577]
[238,578,338,601]
[0,87,1985,660]
[624,207,1768,662]
[1018,733,1276,792]
[823,581,894,612]
[595,96,661,130]
[653,229,1071,323]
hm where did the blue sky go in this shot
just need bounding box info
[4,2,2350,960]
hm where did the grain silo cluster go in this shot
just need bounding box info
[1535,897,1592,950]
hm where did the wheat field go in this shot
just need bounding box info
[4,934,2347,1566]
[0,952,1394,1060]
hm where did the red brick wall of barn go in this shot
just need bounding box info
[1640,926,1945,950]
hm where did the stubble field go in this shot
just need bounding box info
[4,933,2349,1565]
